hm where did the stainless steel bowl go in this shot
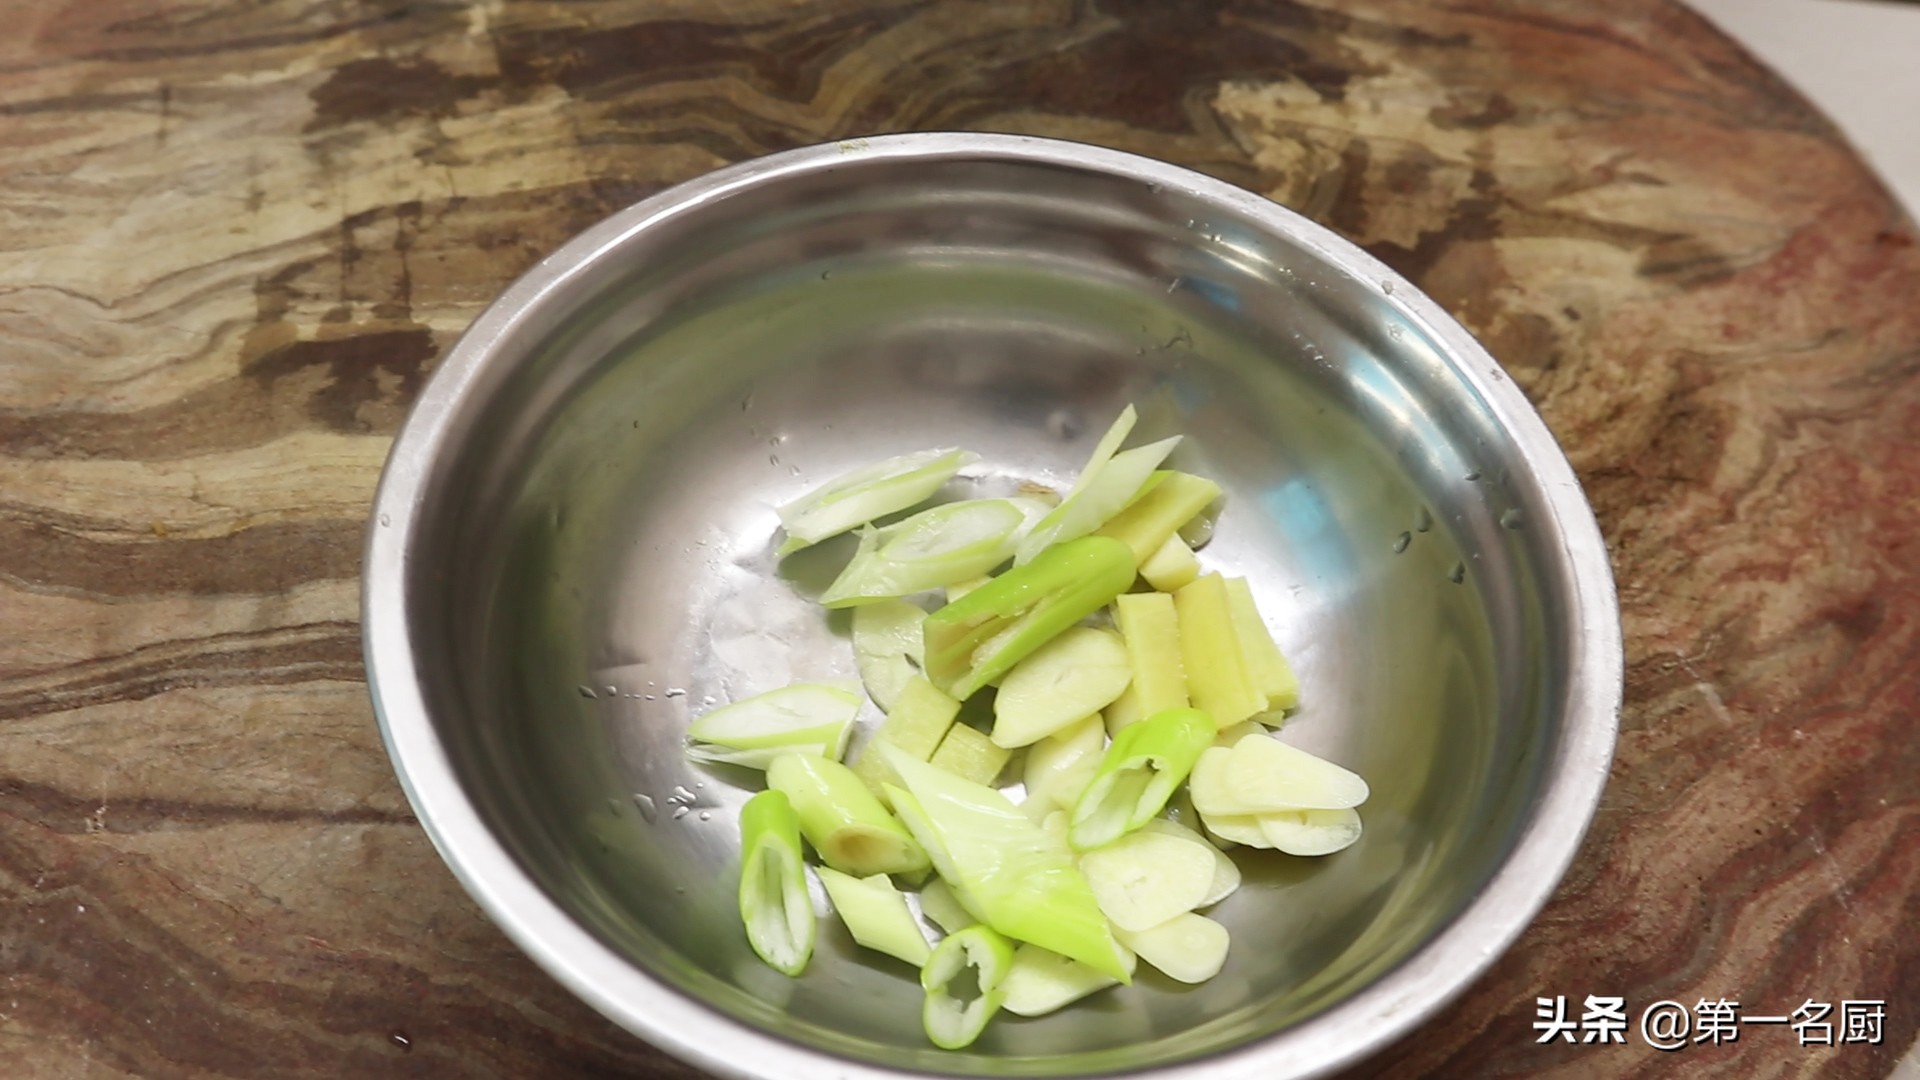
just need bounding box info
[364,133,1621,1080]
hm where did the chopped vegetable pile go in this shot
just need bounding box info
[684,404,1370,1049]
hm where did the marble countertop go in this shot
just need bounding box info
[1,1,1915,1077]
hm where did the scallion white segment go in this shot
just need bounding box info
[686,683,860,766]
[766,753,929,876]
[917,877,980,934]
[920,925,1014,1050]
[883,748,1132,982]
[1000,943,1129,1017]
[736,790,815,977]
[1015,404,1182,564]
[819,499,1026,607]
[776,447,977,555]
[817,867,933,966]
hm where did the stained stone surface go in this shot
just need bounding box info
[0,1,1915,1077]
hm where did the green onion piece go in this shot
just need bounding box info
[766,754,930,876]
[815,866,933,966]
[1015,435,1181,565]
[1069,707,1215,852]
[686,683,861,765]
[736,790,815,976]
[883,747,1132,982]
[1010,405,1141,564]
[917,876,981,934]
[776,447,977,556]
[819,499,1026,608]
[920,924,1015,1050]
[1000,942,1129,1017]
[685,740,840,770]
[1094,470,1223,565]
[922,535,1137,701]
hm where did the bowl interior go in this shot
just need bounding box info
[401,145,1571,1075]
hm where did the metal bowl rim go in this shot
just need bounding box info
[361,131,1622,1080]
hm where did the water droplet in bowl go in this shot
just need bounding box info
[577,686,597,699]
[665,688,686,698]
[698,811,712,822]
[1500,508,1525,530]
[633,793,658,822]
[378,513,391,527]
[1448,562,1466,584]
[1381,280,1396,294]
[1044,408,1083,441]
[1414,506,1433,533]
[1392,532,1411,554]
[672,805,690,820]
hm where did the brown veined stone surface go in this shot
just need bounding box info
[1,1,1914,1077]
